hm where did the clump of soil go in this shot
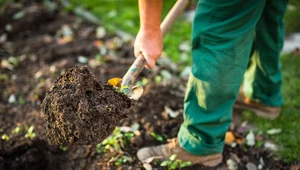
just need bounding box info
[41,66,133,145]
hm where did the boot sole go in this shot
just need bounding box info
[234,102,279,120]
[201,155,223,167]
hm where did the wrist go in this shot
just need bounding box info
[140,25,161,34]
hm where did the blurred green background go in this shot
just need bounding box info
[67,0,299,64]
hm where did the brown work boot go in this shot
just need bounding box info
[137,138,222,167]
[234,91,281,119]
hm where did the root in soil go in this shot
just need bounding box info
[41,66,133,145]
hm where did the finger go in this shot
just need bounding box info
[143,54,155,69]
[134,46,141,58]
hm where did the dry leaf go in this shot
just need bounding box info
[246,131,255,146]
[267,128,282,135]
[56,36,73,45]
[236,138,245,145]
[225,131,236,144]
[93,40,104,48]
[1,60,14,70]
[164,106,180,118]
[107,77,122,87]
[264,142,279,151]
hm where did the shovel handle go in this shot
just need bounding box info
[121,53,146,87]
[121,0,189,88]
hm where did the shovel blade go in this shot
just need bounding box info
[129,85,143,100]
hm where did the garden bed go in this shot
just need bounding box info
[0,1,290,170]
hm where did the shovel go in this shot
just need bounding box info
[109,0,190,100]
[42,0,190,146]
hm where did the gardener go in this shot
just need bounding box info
[134,0,288,167]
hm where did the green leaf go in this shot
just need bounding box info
[1,134,9,141]
[0,74,9,81]
[12,126,22,134]
[169,161,178,170]
[169,154,177,161]
[160,160,169,166]
[60,146,68,151]
[150,132,164,142]
[13,10,25,20]
[28,126,34,133]
[180,161,192,168]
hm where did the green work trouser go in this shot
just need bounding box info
[178,0,288,155]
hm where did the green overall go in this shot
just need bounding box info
[178,0,288,155]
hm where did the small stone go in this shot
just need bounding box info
[8,94,17,103]
[77,56,88,63]
[179,41,190,52]
[96,26,106,39]
[50,65,57,73]
[226,159,237,170]
[5,24,13,32]
[34,71,43,79]
[1,60,14,70]
[231,142,237,148]
[246,162,257,170]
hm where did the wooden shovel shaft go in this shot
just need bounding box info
[121,0,189,88]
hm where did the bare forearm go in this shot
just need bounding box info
[135,0,163,68]
[138,0,163,31]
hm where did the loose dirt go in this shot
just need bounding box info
[41,66,133,145]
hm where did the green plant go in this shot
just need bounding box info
[8,57,19,67]
[0,73,9,81]
[18,95,26,105]
[25,126,36,140]
[150,132,167,142]
[12,126,22,134]
[60,146,68,151]
[160,154,192,170]
[1,134,9,141]
[113,155,133,166]
[96,127,135,153]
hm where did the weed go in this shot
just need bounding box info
[12,126,22,134]
[60,146,68,151]
[160,154,192,170]
[113,155,133,166]
[8,57,19,67]
[96,127,135,153]
[25,125,36,140]
[0,73,9,81]
[1,134,9,141]
[150,132,167,142]
[18,95,26,105]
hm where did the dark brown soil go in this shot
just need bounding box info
[41,66,133,145]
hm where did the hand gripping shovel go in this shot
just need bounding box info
[109,0,190,100]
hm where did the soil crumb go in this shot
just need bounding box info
[41,66,133,145]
